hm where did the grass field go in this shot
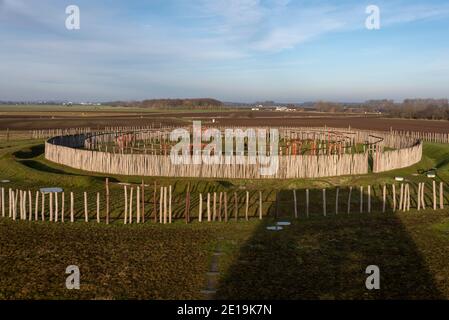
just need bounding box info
[0,137,449,299]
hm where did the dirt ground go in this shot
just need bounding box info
[1,109,448,132]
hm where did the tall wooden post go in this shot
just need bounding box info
[129,187,134,224]
[84,192,88,222]
[141,179,145,223]
[259,191,263,220]
[224,192,228,222]
[159,186,163,223]
[382,185,386,213]
[28,190,32,221]
[70,192,74,222]
[105,178,110,224]
[245,191,249,221]
[163,187,167,224]
[39,192,44,221]
[96,192,100,223]
[153,181,158,223]
[234,192,238,221]
[433,181,437,210]
[49,192,54,222]
[1,188,4,218]
[61,192,65,223]
[212,192,217,221]
[124,186,128,224]
[392,184,396,212]
[55,192,59,222]
[218,192,223,222]
[367,185,371,213]
[169,185,172,224]
[136,186,141,223]
[34,191,39,221]
[207,193,211,222]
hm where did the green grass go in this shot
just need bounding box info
[0,138,449,299]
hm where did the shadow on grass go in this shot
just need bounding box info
[216,187,443,299]
[13,144,45,159]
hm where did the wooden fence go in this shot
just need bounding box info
[45,127,422,179]
[0,181,446,225]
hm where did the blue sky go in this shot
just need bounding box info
[1,0,448,102]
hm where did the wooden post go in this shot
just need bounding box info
[159,186,163,223]
[136,186,141,223]
[245,191,249,221]
[84,192,88,222]
[207,193,211,222]
[55,192,59,222]
[213,192,217,221]
[382,185,386,213]
[293,189,298,218]
[49,192,53,222]
[421,183,426,210]
[407,184,411,211]
[218,192,223,222]
[417,183,422,211]
[1,188,4,218]
[153,181,158,223]
[322,189,326,217]
[259,191,263,220]
[130,187,135,224]
[306,189,309,218]
[163,187,167,224]
[105,178,110,224]
[19,190,23,220]
[61,192,65,223]
[141,180,145,223]
[28,190,32,221]
[335,188,339,215]
[169,185,172,224]
[399,184,404,211]
[440,182,444,210]
[392,184,397,212]
[70,192,74,222]
[96,192,100,223]
[199,193,203,222]
[34,191,39,221]
[234,192,238,221]
[367,185,371,213]
[40,192,45,221]
[124,186,128,224]
[433,181,437,210]
[224,192,228,222]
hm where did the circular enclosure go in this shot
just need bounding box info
[45,126,422,179]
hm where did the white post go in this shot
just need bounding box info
[70,192,74,223]
[199,193,203,222]
[84,192,88,222]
